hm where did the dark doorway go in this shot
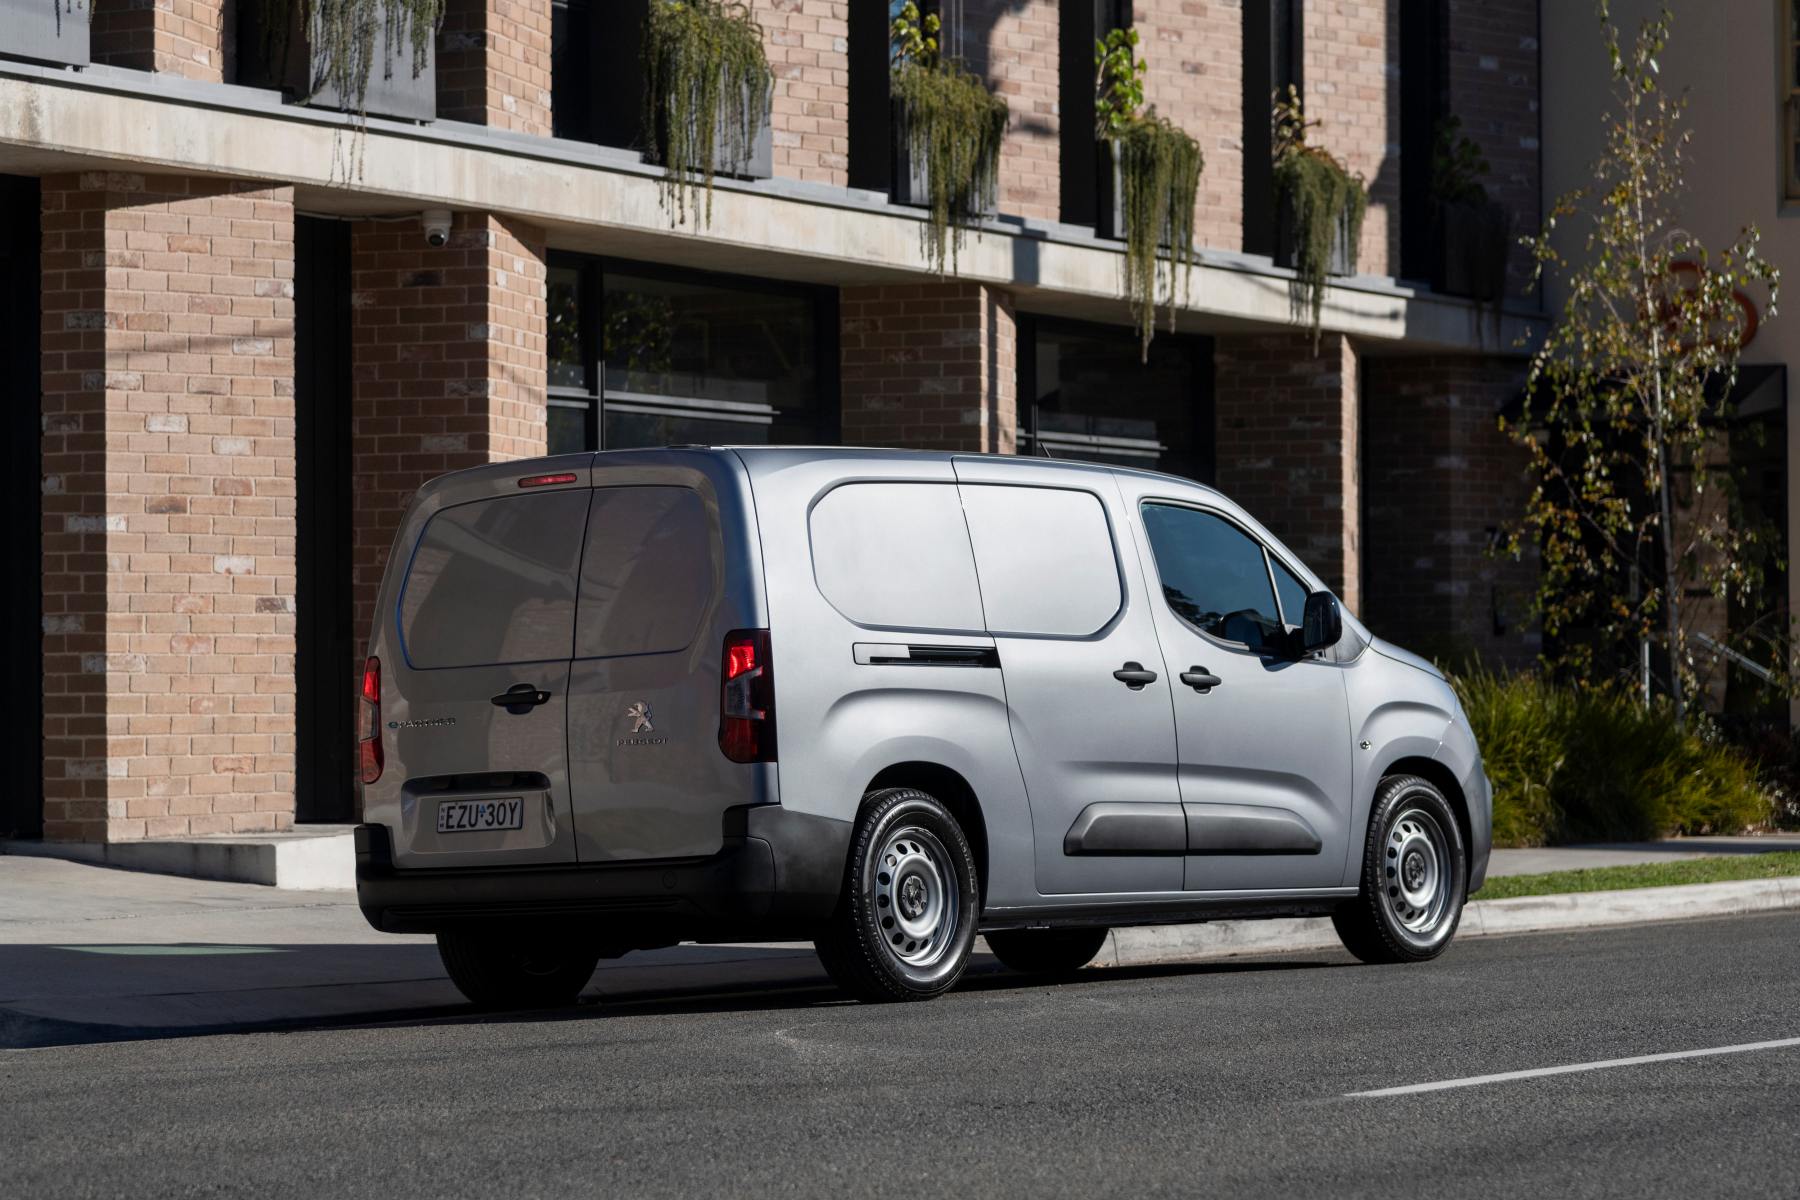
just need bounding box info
[0,176,41,840]
[294,217,356,823]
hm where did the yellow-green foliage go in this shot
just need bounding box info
[1452,668,1772,846]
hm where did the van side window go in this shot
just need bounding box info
[809,482,984,632]
[1270,556,1309,628]
[960,484,1122,637]
[576,486,715,659]
[400,491,589,669]
[1141,504,1284,651]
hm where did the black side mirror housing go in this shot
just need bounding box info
[1300,591,1342,654]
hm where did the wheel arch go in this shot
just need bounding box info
[865,761,990,908]
[1381,755,1472,878]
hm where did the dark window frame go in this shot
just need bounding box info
[1016,313,1215,484]
[1398,0,1448,282]
[552,0,648,149]
[1060,0,1132,227]
[1242,0,1303,257]
[546,252,840,453]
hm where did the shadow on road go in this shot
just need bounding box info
[0,940,1341,1050]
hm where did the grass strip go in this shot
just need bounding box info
[1473,851,1800,901]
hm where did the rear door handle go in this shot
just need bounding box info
[1180,667,1222,694]
[1113,661,1158,689]
[491,684,552,714]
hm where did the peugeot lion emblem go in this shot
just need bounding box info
[626,701,655,734]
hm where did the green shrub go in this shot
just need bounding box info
[1451,668,1772,846]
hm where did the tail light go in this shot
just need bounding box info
[358,656,384,785]
[719,629,775,763]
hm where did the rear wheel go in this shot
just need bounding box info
[1332,774,1467,964]
[436,927,602,1010]
[985,927,1109,977]
[814,788,979,1003]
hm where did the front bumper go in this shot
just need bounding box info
[355,804,851,940]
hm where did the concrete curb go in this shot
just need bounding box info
[1,829,356,890]
[1091,877,1800,969]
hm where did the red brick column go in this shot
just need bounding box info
[1214,332,1361,611]
[756,0,850,186]
[40,173,296,842]
[1136,0,1244,255]
[1305,0,1396,276]
[90,0,225,81]
[840,283,1017,453]
[1362,355,1538,667]
[1446,0,1541,298]
[438,0,554,134]
[348,212,548,648]
[957,0,1060,221]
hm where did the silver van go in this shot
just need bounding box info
[354,448,1491,1006]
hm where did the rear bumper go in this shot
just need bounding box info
[355,804,850,939]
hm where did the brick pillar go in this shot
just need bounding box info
[90,0,225,81]
[349,212,548,646]
[1362,356,1538,667]
[1446,0,1542,298]
[839,282,1016,453]
[40,173,296,842]
[438,0,554,134]
[1215,332,1361,611]
[755,0,850,186]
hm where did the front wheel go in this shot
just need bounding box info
[1332,774,1467,964]
[814,788,979,1003]
[436,927,602,1010]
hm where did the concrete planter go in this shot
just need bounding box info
[238,0,437,123]
[655,79,773,180]
[1274,199,1356,278]
[0,0,90,68]
[890,98,996,217]
[1431,198,1512,302]
[1094,140,1179,247]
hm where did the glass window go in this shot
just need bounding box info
[1141,504,1285,651]
[960,484,1122,637]
[809,483,985,632]
[400,492,589,669]
[546,255,830,454]
[1022,319,1212,482]
[576,487,715,659]
[1271,555,1310,628]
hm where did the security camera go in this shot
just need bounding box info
[421,209,452,248]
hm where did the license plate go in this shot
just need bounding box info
[436,798,524,834]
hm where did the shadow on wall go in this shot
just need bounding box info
[942,0,1054,140]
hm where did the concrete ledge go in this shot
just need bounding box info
[1091,877,1800,968]
[1,828,356,891]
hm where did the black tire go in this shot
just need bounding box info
[436,927,602,1010]
[1332,774,1468,964]
[985,927,1110,977]
[813,788,980,1003]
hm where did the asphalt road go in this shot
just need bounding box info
[5,913,1798,1199]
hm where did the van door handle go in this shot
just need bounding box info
[1180,667,1223,694]
[1112,662,1158,689]
[491,684,552,714]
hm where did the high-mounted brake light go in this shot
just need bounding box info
[358,656,384,785]
[719,629,775,764]
[518,472,578,488]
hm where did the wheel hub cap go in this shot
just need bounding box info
[873,827,959,969]
[1380,807,1452,937]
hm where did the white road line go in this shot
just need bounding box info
[1346,1036,1800,1098]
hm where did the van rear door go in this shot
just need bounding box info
[565,460,766,862]
[387,485,589,868]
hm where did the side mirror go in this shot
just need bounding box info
[1300,591,1342,654]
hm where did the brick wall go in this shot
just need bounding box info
[348,212,548,646]
[1136,0,1243,254]
[840,282,1017,453]
[1305,0,1396,277]
[40,172,295,842]
[1214,331,1360,611]
[1446,0,1540,300]
[90,0,225,81]
[1362,355,1538,667]
[438,0,554,135]
[956,0,1059,222]
[757,0,850,186]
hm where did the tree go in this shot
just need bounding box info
[1503,1,1780,726]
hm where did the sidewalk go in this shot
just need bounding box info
[4,837,1798,1049]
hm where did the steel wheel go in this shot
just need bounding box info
[1380,807,1454,937]
[873,826,961,970]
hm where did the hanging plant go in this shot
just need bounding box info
[1272,85,1367,345]
[890,2,1008,276]
[642,0,774,228]
[1094,27,1203,360]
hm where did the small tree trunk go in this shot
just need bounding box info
[1655,433,1687,729]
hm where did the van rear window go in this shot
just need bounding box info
[809,482,984,632]
[400,491,589,669]
[575,486,715,659]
